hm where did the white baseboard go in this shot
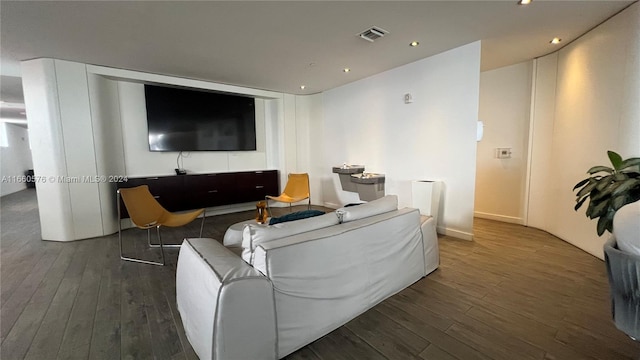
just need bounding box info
[437,226,474,241]
[204,203,254,216]
[474,211,524,225]
[323,202,341,209]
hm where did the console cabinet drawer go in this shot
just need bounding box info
[236,171,279,202]
[184,173,235,209]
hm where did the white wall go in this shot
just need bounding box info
[527,2,640,259]
[0,123,33,196]
[475,62,532,224]
[322,42,481,239]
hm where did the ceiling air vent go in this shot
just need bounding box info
[358,26,389,42]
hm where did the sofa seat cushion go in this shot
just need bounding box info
[269,210,325,225]
[337,195,398,223]
[242,212,339,264]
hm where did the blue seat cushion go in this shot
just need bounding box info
[269,210,325,225]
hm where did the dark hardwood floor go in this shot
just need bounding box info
[1,188,639,359]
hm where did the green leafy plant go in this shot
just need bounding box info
[574,151,640,236]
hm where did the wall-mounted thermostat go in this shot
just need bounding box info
[495,148,512,159]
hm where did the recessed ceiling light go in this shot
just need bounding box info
[343,68,351,73]
[518,0,532,5]
[410,41,419,47]
[300,85,306,90]
[550,37,562,44]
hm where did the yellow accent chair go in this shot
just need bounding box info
[266,173,311,215]
[118,185,205,266]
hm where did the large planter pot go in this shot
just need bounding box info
[613,201,640,255]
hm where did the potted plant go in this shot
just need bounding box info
[573,150,640,236]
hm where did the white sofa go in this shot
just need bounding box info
[176,195,439,360]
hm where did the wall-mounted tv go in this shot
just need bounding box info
[145,84,256,152]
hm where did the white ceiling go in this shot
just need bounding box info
[0,0,635,115]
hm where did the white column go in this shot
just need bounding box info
[22,59,105,241]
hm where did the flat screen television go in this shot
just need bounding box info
[145,84,256,152]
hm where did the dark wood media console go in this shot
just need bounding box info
[117,170,279,219]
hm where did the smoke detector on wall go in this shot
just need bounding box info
[358,26,389,42]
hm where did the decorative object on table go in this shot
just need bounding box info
[256,200,269,224]
[268,209,325,225]
[573,150,640,236]
[265,173,310,214]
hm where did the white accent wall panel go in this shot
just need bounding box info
[527,2,640,259]
[297,94,325,206]
[264,98,284,172]
[87,74,127,235]
[54,60,104,239]
[526,54,558,230]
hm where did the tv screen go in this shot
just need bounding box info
[145,85,256,152]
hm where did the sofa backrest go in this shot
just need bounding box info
[336,194,398,223]
[241,195,399,264]
[252,207,425,357]
[242,212,340,264]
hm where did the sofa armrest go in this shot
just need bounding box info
[177,238,276,360]
[420,215,440,275]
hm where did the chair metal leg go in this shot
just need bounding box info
[118,190,165,266]
[199,212,206,238]
[148,212,205,247]
[118,222,165,266]
[157,225,166,266]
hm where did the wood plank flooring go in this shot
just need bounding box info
[2,188,639,359]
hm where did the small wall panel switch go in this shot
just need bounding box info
[496,148,512,159]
